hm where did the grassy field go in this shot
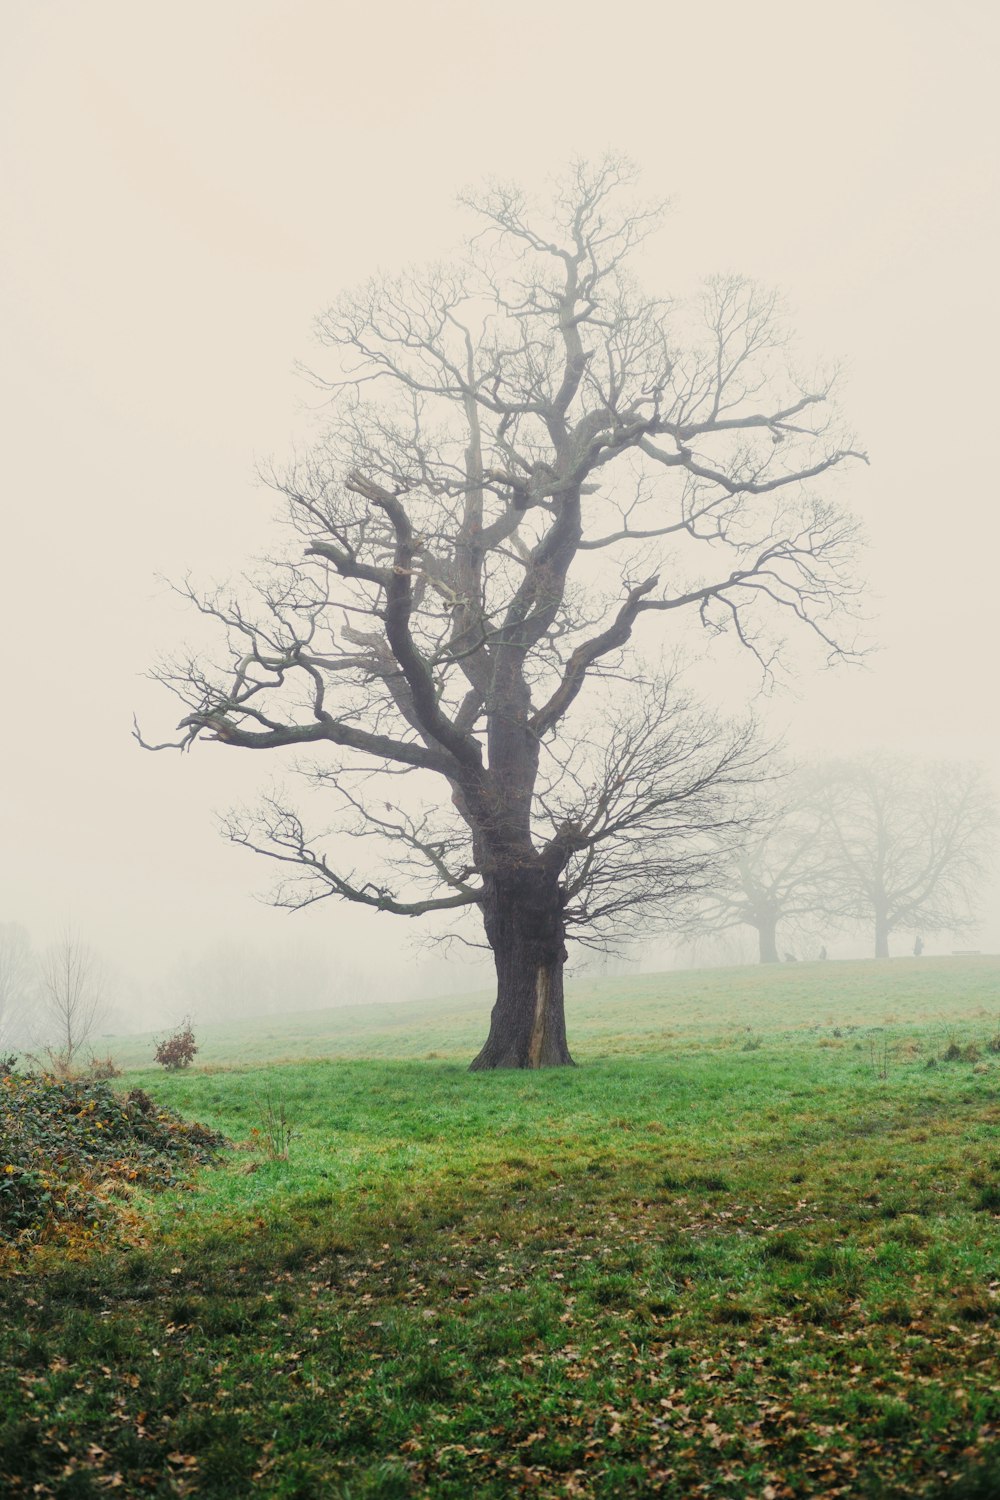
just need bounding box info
[104,955,1000,1069]
[2,958,1000,1497]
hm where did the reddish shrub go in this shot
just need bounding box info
[154,1018,198,1071]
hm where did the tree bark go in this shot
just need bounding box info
[757,914,779,964]
[470,869,574,1070]
[874,908,890,959]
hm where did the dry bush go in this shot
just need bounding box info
[153,1018,198,1071]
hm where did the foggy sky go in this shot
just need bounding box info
[2,0,998,1003]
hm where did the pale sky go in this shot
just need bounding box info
[2,0,998,1003]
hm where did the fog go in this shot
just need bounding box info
[2,0,998,1032]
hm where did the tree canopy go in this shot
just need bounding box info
[143,158,867,1066]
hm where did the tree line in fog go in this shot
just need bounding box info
[691,753,997,962]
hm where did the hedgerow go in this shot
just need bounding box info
[0,1071,225,1250]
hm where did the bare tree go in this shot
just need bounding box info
[692,773,840,962]
[817,755,997,958]
[0,923,36,1051]
[141,157,866,1068]
[38,932,108,1066]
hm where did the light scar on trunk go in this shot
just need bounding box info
[527,964,550,1068]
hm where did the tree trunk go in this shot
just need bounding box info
[874,908,890,959]
[758,915,779,964]
[470,869,574,1070]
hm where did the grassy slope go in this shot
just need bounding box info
[108,955,1000,1069]
[2,958,1000,1499]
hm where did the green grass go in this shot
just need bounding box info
[3,958,1000,1497]
[104,955,1000,1069]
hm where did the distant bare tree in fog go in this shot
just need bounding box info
[39,932,108,1066]
[0,923,35,1050]
[142,156,866,1068]
[692,775,839,962]
[818,756,997,958]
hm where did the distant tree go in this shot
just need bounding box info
[690,775,838,963]
[818,756,997,958]
[141,157,866,1068]
[0,923,35,1050]
[38,932,108,1067]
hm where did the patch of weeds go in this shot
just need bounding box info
[953,1295,992,1323]
[761,1231,805,1263]
[251,1086,296,1159]
[471,1320,529,1357]
[796,1290,842,1325]
[401,1353,457,1401]
[808,1245,864,1293]
[644,1296,675,1316]
[869,1036,891,1081]
[590,1274,635,1308]
[875,1298,913,1325]
[712,1300,753,1325]
[886,1217,930,1246]
[924,1244,948,1273]
[357,1459,412,1499]
[198,1297,270,1336]
[663,1245,704,1272]
[683,1173,730,1193]
[875,1400,914,1438]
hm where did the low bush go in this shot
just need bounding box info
[154,1018,198,1071]
[83,1053,122,1081]
[0,1071,225,1249]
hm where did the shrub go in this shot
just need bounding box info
[0,1071,226,1248]
[38,1048,76,1080]
[18,1051,122,1084]
[154,1018,198,1071]
[84,1053,121,1081]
